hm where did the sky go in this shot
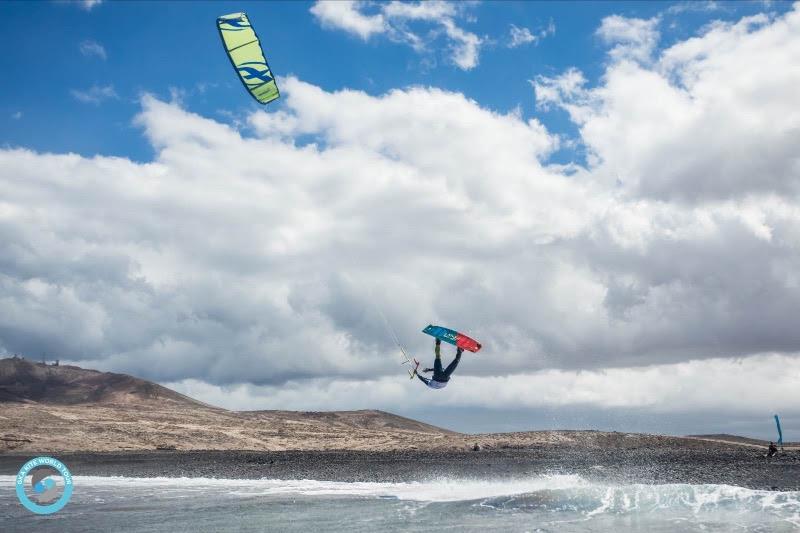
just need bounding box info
[1,0,798,440]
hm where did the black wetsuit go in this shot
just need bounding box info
[417,342,462,389]
[767,443,778,457]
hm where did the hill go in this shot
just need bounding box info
[0,357,457,452]
[0,357,784,454]
[0,356,207,406]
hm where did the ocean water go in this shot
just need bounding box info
[2,474,799,532]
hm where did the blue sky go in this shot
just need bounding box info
[1,1,799,439]
[1,1,788,164]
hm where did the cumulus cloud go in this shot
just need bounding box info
[70,84,118,105]
[165,353,800,415]
[310,0,483,70]
[508,21,556,48]
[664,1,724,16]
[596,15,661,64]
[2,6,800,432]
[438,18,481,70]
[532,68,587,112]
[537,7,800,201]
[309,0,386,40]
[79,39,107,60]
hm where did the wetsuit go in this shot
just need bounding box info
[767,443,778,457]
[417,340,462,389]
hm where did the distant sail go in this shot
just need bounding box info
[775,414,783,446]
[217,12,280,105]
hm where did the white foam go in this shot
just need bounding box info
[1,474,798,522]
[0,474,588,502]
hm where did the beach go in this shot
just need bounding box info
[2,442,798,490]
[4,446,800,533]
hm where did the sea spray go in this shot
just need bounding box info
[2,475,798,531]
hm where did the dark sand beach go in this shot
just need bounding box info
[2,444,798,491]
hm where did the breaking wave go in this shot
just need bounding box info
[72,475,800,521]
[3,474,798,527]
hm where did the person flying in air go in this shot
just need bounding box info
[416,338,462,389]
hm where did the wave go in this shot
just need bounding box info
[72,474,592,502]
[2,474,798,524]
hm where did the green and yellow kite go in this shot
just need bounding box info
[217,12,280,105]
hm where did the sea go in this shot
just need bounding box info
[2,474,799,532]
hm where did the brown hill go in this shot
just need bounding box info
[1,357,782,454]
[253,409,457,435]
[0,356,208,406]
[0,357,458,453]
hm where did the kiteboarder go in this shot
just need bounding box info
[416,338,462,389]
[766,441,778,458]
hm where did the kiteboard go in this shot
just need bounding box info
[422,325,482,353]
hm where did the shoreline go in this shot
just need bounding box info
[2,445,798,491]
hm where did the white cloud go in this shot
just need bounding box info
[508,21,556,48]
[382,0,456,20]
[309,0,385,40]
[532,68,587,112]
[310,0,483,70]
[597,15,661,64]
[70,84,118,105]
[509,25,536,47]
[165,353,800,415]
[540,7,800,201]
[79,39,107,60]
[11,111,22,120]
[665,1,724,16]
[439,17,481,70]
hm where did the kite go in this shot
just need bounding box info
[217,12,280,104]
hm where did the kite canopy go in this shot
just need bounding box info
[217,12,280,105]
[775,414,783,446]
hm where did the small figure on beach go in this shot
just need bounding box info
[416,338,462,390]
[766,441,778,458]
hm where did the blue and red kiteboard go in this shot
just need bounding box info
[422,325,482,353]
